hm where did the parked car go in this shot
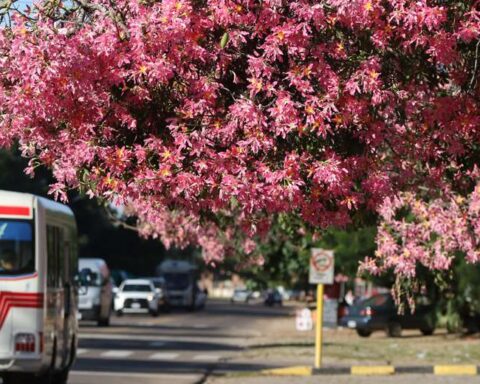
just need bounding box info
[282,289,301,301]
[231,288,252,304]
[78,258,113,326]
[114,279,162,316]
[264,289,283,307]
[339,293,436,337]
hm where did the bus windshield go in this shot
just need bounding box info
[0,220,34,275]
[164,273,190,290]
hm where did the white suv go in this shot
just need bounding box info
[114,279,161,316]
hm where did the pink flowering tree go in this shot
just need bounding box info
[1,0,480,289]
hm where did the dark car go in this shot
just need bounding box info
[339,293,436,337]
[264,289,283,307]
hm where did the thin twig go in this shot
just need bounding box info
[469,39,480,90]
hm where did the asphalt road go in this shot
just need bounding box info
[70,299,287,384]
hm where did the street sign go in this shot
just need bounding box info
[309,248,334,285]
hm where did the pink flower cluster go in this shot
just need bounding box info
[0,0,480,264]
[362,189,480,278]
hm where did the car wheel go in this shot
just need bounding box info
[116,310,123,317]
[150,310,160,317]
[420,327,435,336]
[387,322,402,337]
[356,329,372,337]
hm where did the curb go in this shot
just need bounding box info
[259,365,479,377]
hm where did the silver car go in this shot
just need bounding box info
[231,288,252,304]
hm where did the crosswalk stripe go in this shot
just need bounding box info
[77,349,224,362]
[100,350,133,358]
[192,354,221,361]
[148,352,179,360]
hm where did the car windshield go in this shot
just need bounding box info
[122,284,152,292]
[79,268,102,287]
[0,220,34,275]
[360,294,390,308]
[164,273,190,290]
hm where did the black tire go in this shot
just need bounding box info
[387,322,402,337]
[356,329,372,337]
[116,310,123,317]
[3,372,51,384]
[150,309,160,317]
[52,368,69,384]
[420,327,435,336]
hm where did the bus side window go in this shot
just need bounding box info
[57,227,65,287]
[47,225,57,288]
[47,225,65,288]
[69,228,78,282]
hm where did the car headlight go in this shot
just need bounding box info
[147,294,154,301]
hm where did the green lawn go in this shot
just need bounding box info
[242,328,480,366]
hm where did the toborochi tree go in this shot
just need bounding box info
[1,0,480,296]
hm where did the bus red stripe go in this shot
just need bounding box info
[0,293,44,328]
[0,206,31,216]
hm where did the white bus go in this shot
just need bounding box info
[0,190,78,384]
[156,260,206,310]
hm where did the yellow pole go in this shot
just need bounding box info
[314,284,324,369]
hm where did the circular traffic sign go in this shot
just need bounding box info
[311,250,333,273]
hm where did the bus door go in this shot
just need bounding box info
[47,225,68,368]
[61,239,73,365]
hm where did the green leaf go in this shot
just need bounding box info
[220,32,229,49]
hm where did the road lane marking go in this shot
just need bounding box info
[148,352,179,360]
[192,354,221,361]
[80,333,171,342]
[192,324,209,329]
[76,349,88,355]
[100,350,133,358]
[70,371,200,380]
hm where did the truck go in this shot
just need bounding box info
[155,260,206,310]
[78,258,113,326]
